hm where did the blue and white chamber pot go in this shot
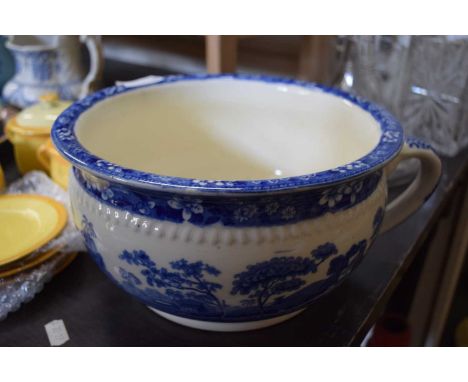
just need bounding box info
[52,75,441,331]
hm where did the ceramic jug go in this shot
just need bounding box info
[0,36,15,92]
[2,35,104,108]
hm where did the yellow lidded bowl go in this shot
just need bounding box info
[37,138,71,189]
[5,93,71,174]
[0,163,4,192]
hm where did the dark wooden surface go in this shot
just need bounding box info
[1,135,467,346]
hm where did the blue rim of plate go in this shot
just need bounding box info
[51,73,404,194]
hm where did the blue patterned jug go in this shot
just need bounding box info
[0,36,14,93]
[2,35,103,108]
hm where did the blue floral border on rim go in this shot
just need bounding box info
[51,73,404,194]
[74,167,383,227]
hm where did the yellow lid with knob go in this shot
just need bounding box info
[4,93,72,174]
[13,92,72,132]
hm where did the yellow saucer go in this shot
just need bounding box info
[52,252,79,276]
[0,245,63,278]
[0,194,67,266]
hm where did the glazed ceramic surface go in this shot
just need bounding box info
[0,194,67,266]
[52,74,442,331]
[0,245,63,278]
[0,36,14,92]
[0,164,4,192]
[2,35,103,108]
[5,94,71,174]
[76,78,381,179]
[37,138,70,189]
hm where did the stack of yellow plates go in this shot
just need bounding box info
[0,194,72,278]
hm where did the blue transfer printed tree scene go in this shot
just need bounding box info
[112,239,367,321]
[80,213,226,318]
[119,250,225,316]
[230,240,367,316]
[80,211,369,321]
[231,242,337,311]
[80,215,113,278]
[326,240,367,282]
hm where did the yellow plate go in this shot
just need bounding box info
[0,194,67,266]
[0,242,64,271]
[0,245,63,278]
[52,252,79,276]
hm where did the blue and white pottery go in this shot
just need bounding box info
[52,74,442,331]
[2,35,103,108]
[0,36,15,93]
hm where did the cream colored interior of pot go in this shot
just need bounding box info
[75,79,381,180]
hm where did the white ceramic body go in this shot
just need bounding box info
[2,35,103,108]
[69,168,386,330]
[53,75,442,331]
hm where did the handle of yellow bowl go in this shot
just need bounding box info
[380,137,442,233]
[0,136,6,191]
[4,122,17,144]
[37,142,51,172]
[0,163,4,192]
